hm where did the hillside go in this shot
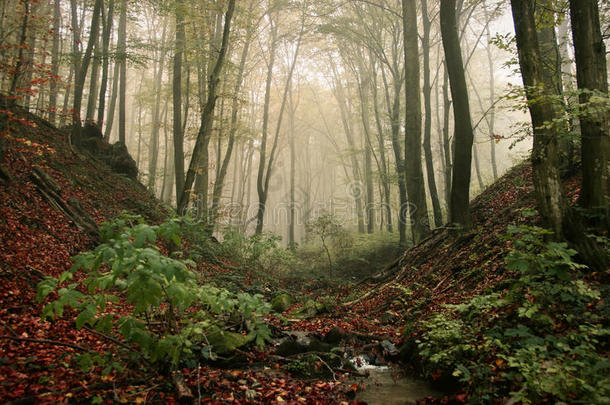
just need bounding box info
[0,102,169,402]
[1,102,607,404]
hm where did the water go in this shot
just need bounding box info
[350,357,439,405]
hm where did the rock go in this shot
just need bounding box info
[276,339,310,356]
[324,326,347,344]
[206,328,248,354]
[380,340,398,356]
[109,142,138,179]
[271,293,293,313]
[291,299,318,319]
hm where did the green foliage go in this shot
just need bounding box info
[416,226,609,404]
[37,216,271,370]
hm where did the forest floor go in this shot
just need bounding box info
[0,103,602,405]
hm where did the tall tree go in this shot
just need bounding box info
[255,10,306,235]
[402,0,430,242]
[209,0,258,233]
[71,0,103,140]
[117,0,127,145]
[97,0,114,129]
[173,0,186,205]
[510,0,607,269]
[440,0,475,229]
[570,0,609,212]
[48,0,61,124]
[177,0,236,216]
[421,0,443,228]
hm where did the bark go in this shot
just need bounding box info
[511,0,608,269]
[402,0,430,243]
[49,0,61,124]
[255,13,305,235]
[85,9,101,123]
[117,0,127,145]
[570,0,609,211]
[148,22,169,192]
[97,0,114,129]
[103,49,119,141]
[440,0,474,229]
[209,1,256,232]
[421,0,443,228]
[71,0,103,141]
[177,0,235,216]
[173,0,186,205]
[371,60,392,232]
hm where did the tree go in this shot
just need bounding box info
[402,0,430,242]
[440,0,475,229]
[569,0,609,213]
[173,0,186,205]
[118,0,127,145]
[510,0,608,270]
[255,7,306,235]
[177,0,236,216]
[71,0,103,140]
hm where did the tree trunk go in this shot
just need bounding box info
[71,0,103,141]
[177,0,235,216]
[117,0,127,145]
[402,0,430,243]
[148,22,169,192]
[49,0,61,124]
[173,0,186,206]
[421,0,443,228]
[97,0,114,129]
[570,0,609,212]
[440,0,474,229]
[511,0,608,270]
[209,1,256,232]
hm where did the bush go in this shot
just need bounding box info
[415,225,610,403]
[37,215,271,372]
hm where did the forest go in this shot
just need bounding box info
[0,0,608,403]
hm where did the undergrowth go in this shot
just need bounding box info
[414,225,609,404]
[37,215,272,374]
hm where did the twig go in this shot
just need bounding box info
[83,326,151,366]
[0,320,19,337]
[0,335,89,351]
[313,355,337,381]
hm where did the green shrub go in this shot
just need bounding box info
[416,225,610,404]
[37,215,271,371]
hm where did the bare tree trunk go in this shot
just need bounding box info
[178,0,236,216]
[173,0,186,205]
[210,2,256,231]
[511,0,608,269]
[117,0,126,145]
[441,0,474,229]
[148,22,169,192]
[49,0,61,124]
[71,0,103,141]
[570,0,609,212]
[421,0,443,228]
[97,0,114,129]
[402,0,430,243]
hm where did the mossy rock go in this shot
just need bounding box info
[271,293,293,313]
[206,328,249,355]
[291,299,318,319]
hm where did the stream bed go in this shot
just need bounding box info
[350,356,439,405]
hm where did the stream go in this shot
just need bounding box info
[350,356,439,405]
